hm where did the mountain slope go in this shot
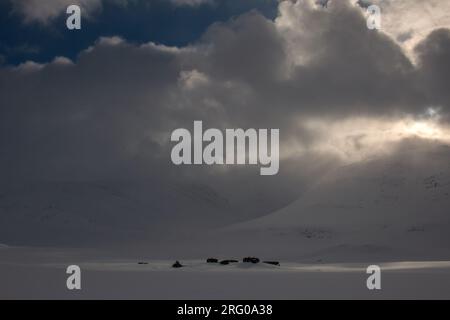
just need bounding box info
[222,141,450,261]
[0,180,234,246]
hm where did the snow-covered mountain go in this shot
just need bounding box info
[0,179,233,246]
[221,141,450,261]
[3,139,450,262]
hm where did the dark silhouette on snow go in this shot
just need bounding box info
[172,260,183,268]
[220,259,238,265]
[243,257,260,263]
[207,258,218,263]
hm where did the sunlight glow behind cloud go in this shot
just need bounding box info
[292,114,450,162]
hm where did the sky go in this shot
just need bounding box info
[0,0,278,65]
[1,0,450,243]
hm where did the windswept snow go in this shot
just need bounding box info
[1,247,450,299]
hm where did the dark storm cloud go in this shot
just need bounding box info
[281,3,423,116]
[415,28,450,122]
[172,0,444,131]
[1,0,450,207]
[0,38,182,183]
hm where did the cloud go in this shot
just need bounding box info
[170,0,213,7]
[8,0,213,25]
[1,0,450,217]
[350,0,450,62]
[415,28,450,122]
[9,0,103,24]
